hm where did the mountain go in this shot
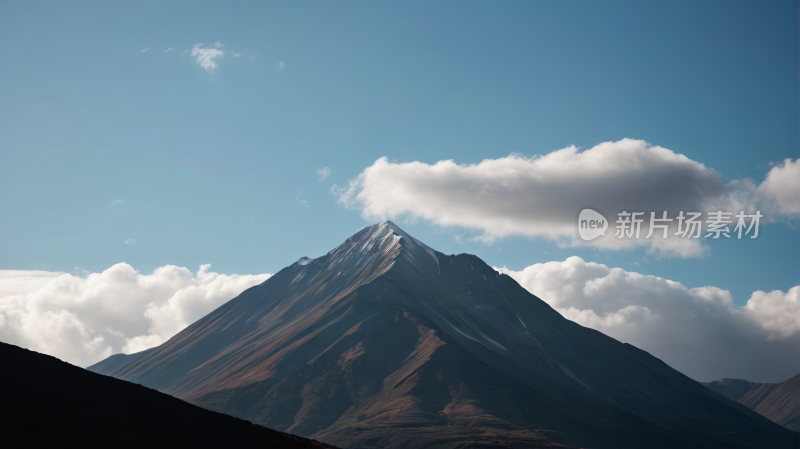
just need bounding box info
[89,221,799,448]
[703,374,800,432]
[702,378,758,402]
[0,342,336,449]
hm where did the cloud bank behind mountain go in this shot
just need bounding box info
[497,258,800,383]
[1,258,796,382]
[0,264,270,367]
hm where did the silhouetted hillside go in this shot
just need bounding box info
[0,342,337,448]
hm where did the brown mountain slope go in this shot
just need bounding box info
[704,374,800,432]
[89,221,799,449]
[0,342,336,448]
[229,307,578,448]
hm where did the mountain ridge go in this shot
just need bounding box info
[703,374,800,432]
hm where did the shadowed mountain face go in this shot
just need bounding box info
[0,342,336,448]
[703,375,800,433]
[89,222,799,448]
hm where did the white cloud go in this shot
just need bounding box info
[496,258,800,382]
[756,158,800,217]
[123,334,164,354]
[336,139,799,257]
[233,52,243,58]
[213,42,224,48]
[165,48,172,54]
[0,264,271,367]
[141,48,150,53]
[0,270,63,299]
[743,288,800,340]
[190,43,225,73]
[317,167,331,181]
[110,199,125,205]
[278,61,285,70]
[124,238,135,245]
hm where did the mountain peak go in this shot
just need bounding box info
[361,220,407,239]
[351,220,440,268]
[88,221,800,449]
[379,219,401,230]
[376,220,413,238]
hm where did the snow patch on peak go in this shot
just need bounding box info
[323,221,440,272]
[297,257,313,266]
[380,220,402,231]
[373,221,439,267]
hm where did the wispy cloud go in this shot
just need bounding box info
[277,61,286,70]
[190,43,225,73]
[165,48,172,54]
[296,191,308,206]
[233,52,243,57]
[141,48,150,53]
[110,199,125,206]
[317,167,331,181]
[124,238,135,245]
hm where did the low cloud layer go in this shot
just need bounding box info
[2,259,795,383]
[496,258,800,383]
[0,264,270,367]
[337,139,799,257]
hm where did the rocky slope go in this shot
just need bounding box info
[89,221,798,448]
[703,374,800,432]
[0,342,336,448]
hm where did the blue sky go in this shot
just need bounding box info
[1,0,797,308]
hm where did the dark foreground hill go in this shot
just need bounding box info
[703,374,800,433]
[0,342,336,449]
[90,221,799,449]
